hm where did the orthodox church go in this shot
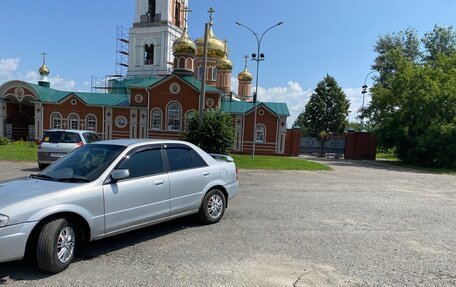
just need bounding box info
[0,0,300,156]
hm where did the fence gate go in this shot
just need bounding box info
[300,136,346,157]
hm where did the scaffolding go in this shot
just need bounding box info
[91,25,129,93]
[116,25,129,77]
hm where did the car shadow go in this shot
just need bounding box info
[0,215,201,282]
[21,167,40,173]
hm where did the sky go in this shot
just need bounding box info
[1,0,456,126]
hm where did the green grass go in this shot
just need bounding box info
[376,152,399,161]
[231,154,331,171]
[0,141,37,161]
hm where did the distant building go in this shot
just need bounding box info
[0,0,298,156]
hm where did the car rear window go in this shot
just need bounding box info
[83,132,101,143]
[43,131,82,143]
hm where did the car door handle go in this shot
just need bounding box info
[154,179,165,186]
[203,171,210,176]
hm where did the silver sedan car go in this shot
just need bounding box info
[0,139,238,273]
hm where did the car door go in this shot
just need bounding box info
[103,146,170,234]
[165,144,212,215]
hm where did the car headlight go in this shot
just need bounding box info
[0,214,9,227]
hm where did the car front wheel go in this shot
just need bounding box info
[36,218,77,273]
[198,189,226,224]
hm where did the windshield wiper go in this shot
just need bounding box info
[57,176,91,183]
[30,174,55,180]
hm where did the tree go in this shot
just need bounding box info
[372,28,420,84]
[366,26,456,168]
[294,75,350,136]
[185,109,235,155]
[422,25,456,62]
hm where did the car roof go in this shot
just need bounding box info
[45,129,96,134]
[92,138,191,147]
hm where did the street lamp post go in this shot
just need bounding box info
[361,70,376,131]
[235,21,283,159]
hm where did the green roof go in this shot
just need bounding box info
[180,76,220,93]
[111,75,220,93]
[110,76,163,90]
[28,83,130,106]
[221,100,290,116]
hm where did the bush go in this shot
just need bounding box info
[185,109,235,154]
[0,137,11,145]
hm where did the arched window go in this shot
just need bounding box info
[51,113,62,129]
[68,114,80,130]
[212,67,218,81]
[207,67,213,81]
[86,114,97,132]
[185,110,195,132]
[174,1,182,27]
[255,124,266,143]
[179,57,185,69]
[148,0,156,18]
[198,66,203,80]
[186,58,193,70]
[167,102,181,131]
[151,109,162,130]
[145,44,154,65]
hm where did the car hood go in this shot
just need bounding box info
[0,177,77,211]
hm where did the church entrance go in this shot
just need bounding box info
[2,93,36,141]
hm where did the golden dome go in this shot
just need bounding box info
[173,29,196,55]
[195,26,226,59]
[216,55,233,71]
[238,67,252,82]
[39,63,49,76]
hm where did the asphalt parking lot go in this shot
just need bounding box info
[0,159,455,286]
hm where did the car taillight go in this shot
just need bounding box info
[76,141,83,147]
[37,140,43,149]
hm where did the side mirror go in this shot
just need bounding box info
[111,169,130,181]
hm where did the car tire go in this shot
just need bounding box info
[198,189,226,224]
[36,218,77,273]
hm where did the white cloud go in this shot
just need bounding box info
[0,57,76,91]
[0,58,20,72]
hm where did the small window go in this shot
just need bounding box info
[190,149,207,168]
[86,115,97,132]
[167,103,181,131]
[83,132,101,143]
[166,148,193,171]
[118,148,163,179]
[151,109,162,130]
[51,113,62,129]
[145,44,154,65]
[256,125,265,143]
[69,114,79,130]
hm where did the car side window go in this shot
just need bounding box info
[118,148,163,179]
[166,148,193,172]
[83,132,100,143]
[190,149,207,168]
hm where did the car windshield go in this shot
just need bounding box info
[43,131,82,144]
[36,144,126,182]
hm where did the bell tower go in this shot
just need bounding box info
[127,0,188,77]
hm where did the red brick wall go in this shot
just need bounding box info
[42,96,104,133]
[345,131,377,160]
[284,128,301,156]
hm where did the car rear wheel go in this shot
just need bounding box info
[36,218,76,273]
[198,189,226,224]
